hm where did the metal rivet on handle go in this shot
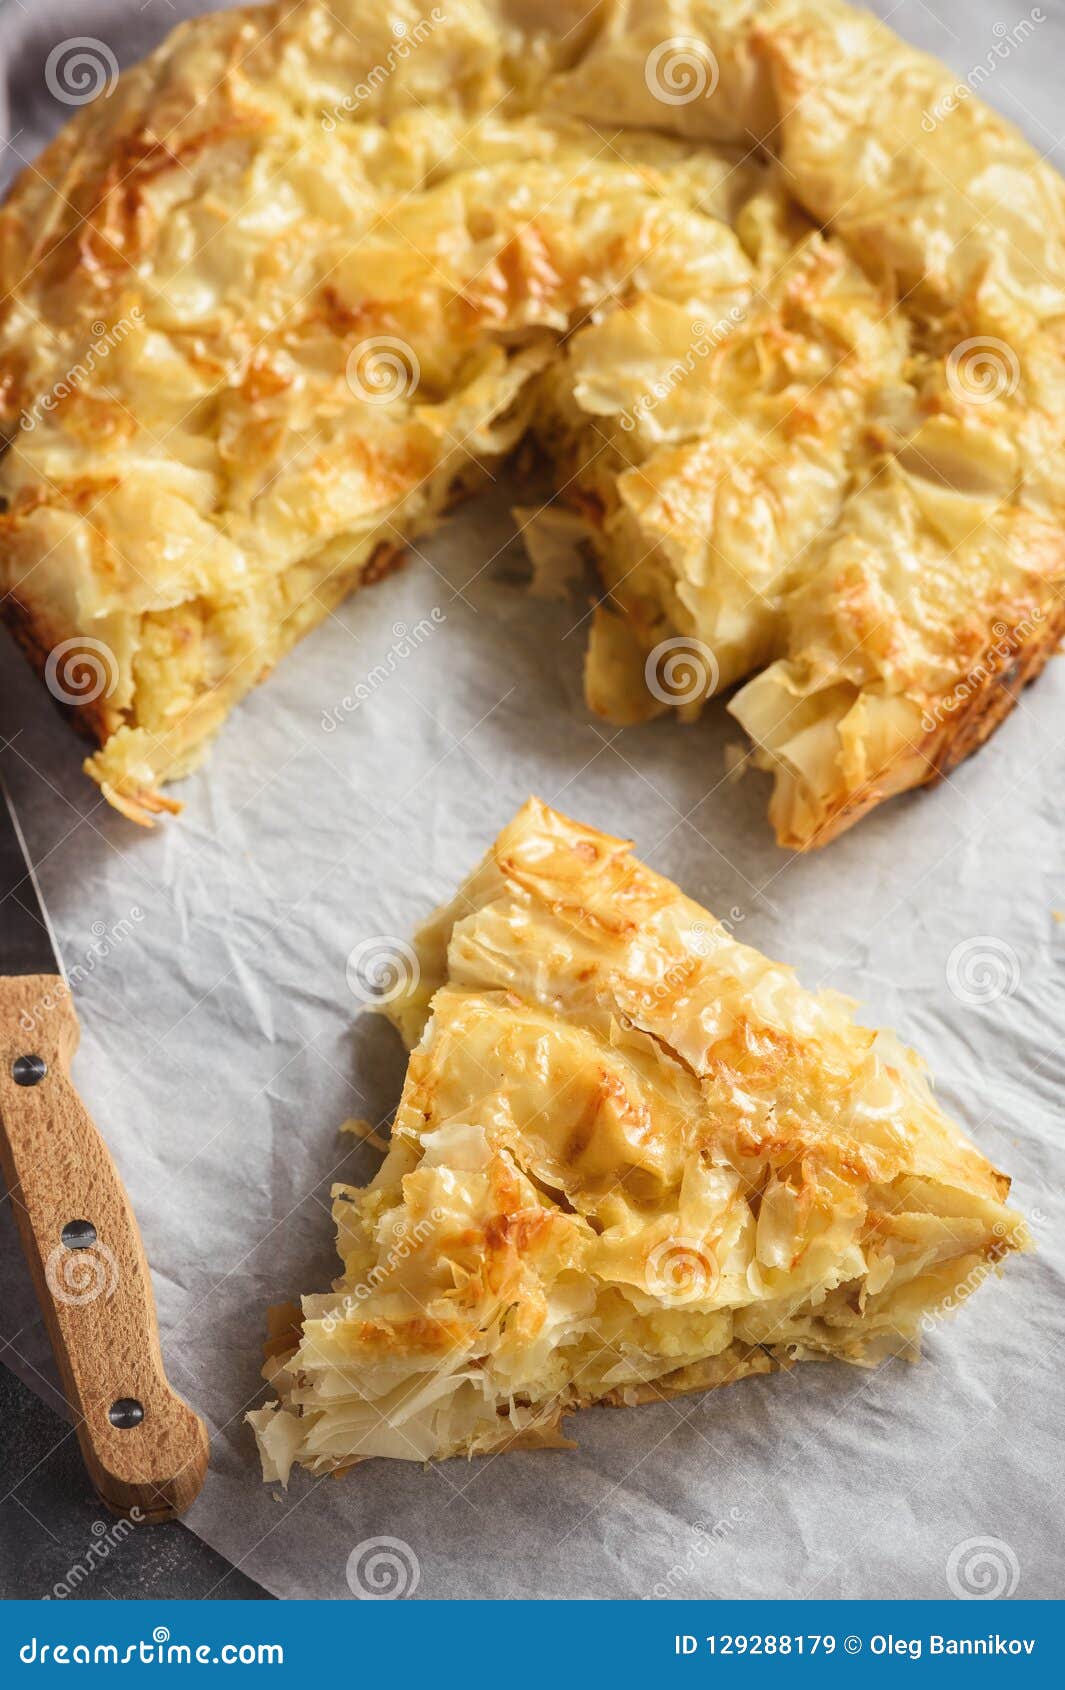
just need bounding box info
[61,1220,97,1251]
[108,1399,145,1430]
[13,1054,47,1087]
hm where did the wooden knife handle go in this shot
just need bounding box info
[0,975,209,1521]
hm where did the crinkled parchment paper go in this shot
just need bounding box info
[1,0,1063,1602]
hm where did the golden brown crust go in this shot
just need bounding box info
[928,600,1065,783]
[791,596,1065,850]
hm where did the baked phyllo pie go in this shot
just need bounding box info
[248,799,1027,1480]
[2,1,1064,844]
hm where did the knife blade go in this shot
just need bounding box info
[0,774,209,1520]
[0,774,66,978]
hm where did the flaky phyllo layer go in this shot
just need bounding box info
[2,0,1065,843]
[249,801,1027,1480]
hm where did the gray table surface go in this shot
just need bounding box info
[0,1363,268,1601]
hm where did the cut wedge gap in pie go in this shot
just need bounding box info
[248,799,1028,1481]
[3,0,1065,846]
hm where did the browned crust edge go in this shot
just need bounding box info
[794,601,1065,851]
[927,597,1065,781]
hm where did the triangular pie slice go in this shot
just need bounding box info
[249,800,1027,1481]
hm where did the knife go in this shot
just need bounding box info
[0,774,209,1521]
